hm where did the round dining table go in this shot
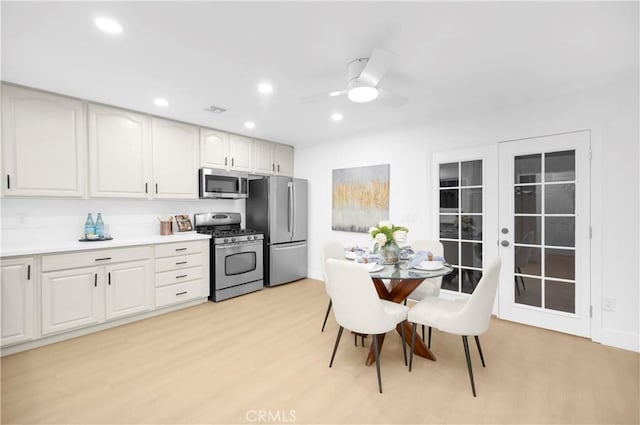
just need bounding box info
[365,261,454,366]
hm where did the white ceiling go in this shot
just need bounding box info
[2,1,638,147]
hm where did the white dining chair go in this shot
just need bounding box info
[406,240,444,346]
[407,257,501,397]
[320,241,346,332]
[325,258,409,393]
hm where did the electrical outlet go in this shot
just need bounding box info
[603,297,616,312]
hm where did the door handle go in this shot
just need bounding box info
[232,158,234,167]
[145,182,148,194]
[225,157,228,166]
[108,272,111,285]
[155,183,158,194]
[287,182,293,235]
[94,273,97,287]
[6,174,10,189]
[27,264,31,280]
[501,240,510,247]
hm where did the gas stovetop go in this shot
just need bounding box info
[193,212,263,244]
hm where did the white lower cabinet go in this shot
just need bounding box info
[1,257,35,346]
[2,239,209,354]
[105,260,153,320]
[41,246,153,336]
[41,266,103,335]
[154,241,206,307]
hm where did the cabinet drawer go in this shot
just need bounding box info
[155,280,202,307]
[42,246,152,272]
[155,253,202,272]
[155,241,202,258]
[156,266,203,287]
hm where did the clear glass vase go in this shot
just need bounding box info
[380,242,400,264]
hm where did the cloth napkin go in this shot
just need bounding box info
[356,253,383,264]
[407,250,430,269]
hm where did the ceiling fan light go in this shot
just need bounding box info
[347,86,378,103]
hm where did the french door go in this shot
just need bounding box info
[497,131,591,337]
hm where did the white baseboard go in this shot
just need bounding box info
[598,327,640,352]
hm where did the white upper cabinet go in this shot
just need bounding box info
[1,84,86,197]
[228,134,253,172]
[88,104,152,198]
[152,118,199,199]
[200,129,253,172]
[253,139,275,175]
[200,128,229,170]
[274,143,294,176]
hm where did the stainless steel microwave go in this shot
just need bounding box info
[199,168,249,199]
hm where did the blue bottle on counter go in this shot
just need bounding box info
[84,213,95,237]
[95,213,105,237]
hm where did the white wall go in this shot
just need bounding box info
[0,198,245,246]
[295,80,639,352]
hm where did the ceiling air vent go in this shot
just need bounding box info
[204,105,228,114]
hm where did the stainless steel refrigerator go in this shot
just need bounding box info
[246,176,308,286]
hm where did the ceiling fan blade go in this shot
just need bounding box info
[301,89,346,103]
[377,88,408,107]
[359,48,396,87]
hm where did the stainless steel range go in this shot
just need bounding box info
[194,212,264,301]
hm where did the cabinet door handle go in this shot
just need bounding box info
[225,157,228,166]
[272,163,275,172]
[176,291,188,296]
[6,174,10,189]
[176,261,187,265]
[277,164,280,172]
[27,264,31,280]
[94,273,97,287]
[145,182,148,194]
[176,274,187,279]
[231,158,234,167]
[108,272,111,285]
[175,247,187,251]
[95,257,112,261]
[155,183,158,194]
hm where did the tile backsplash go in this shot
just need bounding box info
[0,198,244,246]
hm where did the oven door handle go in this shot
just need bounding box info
[214,241,263,249]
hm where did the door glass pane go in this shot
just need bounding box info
[545,249,575,280]
[545,150,575,182]
[440,163,458,187]
[461,242,482,267]
[515,246,541,276]
[461,160,482,186]
[461,215,482,240]
[545,184,575,214]
[515,185,541,213]
[514,154,541,183]
[545,217,575,247]
[442,241,458,265]
[545,280,575,313]
[442,267,459,291]
[440,215,458,239]
[461,269,482,294]
[461,188,482,213]
[440,189,459,211]
[515,277,541,307]
[514,217,541,244]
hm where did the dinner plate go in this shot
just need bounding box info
[412,260,444,271]
[360,262,384,273]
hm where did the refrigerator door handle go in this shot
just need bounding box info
[288,182,294,237]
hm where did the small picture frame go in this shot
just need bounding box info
[175,215,193,232]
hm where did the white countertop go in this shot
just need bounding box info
[1,232,211,257]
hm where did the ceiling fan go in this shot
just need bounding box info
[302,48,408,106]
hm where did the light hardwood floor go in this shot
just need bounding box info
[2,278,638,424]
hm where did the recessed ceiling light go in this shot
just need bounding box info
[95,17,123,34]
[257,82,273,94]
[329,91,343,97]
[244,121,256,129]
[153,98,169,107]
[331,113,343,121]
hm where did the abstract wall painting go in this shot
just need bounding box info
[332,164,390,233]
